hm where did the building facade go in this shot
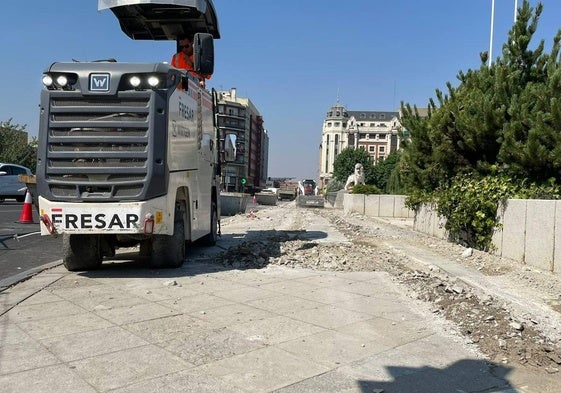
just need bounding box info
[319,102,401,187]
[216,88,268,192]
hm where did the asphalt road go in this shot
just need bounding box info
[0,200,63,284]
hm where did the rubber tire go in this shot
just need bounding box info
[62,234,103,271]
[15,195,25,203]
[139,239,152,257]
[150,214,185,268]
[199,202,218,246]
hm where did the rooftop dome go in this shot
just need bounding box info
[325,103,348,119]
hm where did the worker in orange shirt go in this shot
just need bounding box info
[171,35,211,88]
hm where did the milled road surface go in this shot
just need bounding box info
[1,201,560,392]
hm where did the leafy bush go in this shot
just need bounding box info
[351,184,381,195]
[332,147,374,184]
[371,151,401,192]
[412,174,561,251]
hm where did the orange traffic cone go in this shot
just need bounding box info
[18,189,34,224]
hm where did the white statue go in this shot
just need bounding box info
[345,163,365,190]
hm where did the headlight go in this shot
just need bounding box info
[147,76,160,87]
[56,75,68,87]
[42,75,53,87]
[129,76,141,87]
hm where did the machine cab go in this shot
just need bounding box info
[99,0,220,74]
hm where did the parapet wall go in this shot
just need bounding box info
[343,194,560,273]
[413,199,561,274]
[342,194,414,218]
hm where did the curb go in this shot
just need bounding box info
[0,260,63,293]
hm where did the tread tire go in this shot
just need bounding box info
[150,212,185,268]
[62,234,103,271]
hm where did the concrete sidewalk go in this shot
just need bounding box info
[1,207,558,392]
[1,255,530,393]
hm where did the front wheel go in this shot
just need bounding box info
[62,234,103,271]
[150,211,185,268]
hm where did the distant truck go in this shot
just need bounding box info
[277,182,298,201]
[296,179,324,208]
[36,0,227,271]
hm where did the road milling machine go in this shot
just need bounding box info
[35,0,230,271]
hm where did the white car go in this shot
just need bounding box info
[0,163,32,202]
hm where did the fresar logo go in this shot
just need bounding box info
[90,73,110,91]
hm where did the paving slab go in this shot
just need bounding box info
[0,255,555,392]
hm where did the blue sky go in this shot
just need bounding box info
[2,1,561,180]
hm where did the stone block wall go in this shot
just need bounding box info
[414,199,561,273]
[343,194,414,218]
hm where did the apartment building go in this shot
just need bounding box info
[216,88,268,192]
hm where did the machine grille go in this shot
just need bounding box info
[44,94,152,200]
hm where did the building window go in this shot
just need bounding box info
[369,123,375,127]
[336,111,340,116]
[327,122,332,127]
[360,113,366,119]
[369,146,375,152]
[379,146,385,153]
[334,122,340,127]
[380,114,385,119]
[342,122,347,128]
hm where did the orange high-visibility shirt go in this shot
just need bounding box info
[170,53,211,80]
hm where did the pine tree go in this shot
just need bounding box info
[400,0,561,192]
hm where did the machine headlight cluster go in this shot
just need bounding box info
[129,76,141,88]
[57,75,68,87]
[42,75,53,87]
[147,76,160,87]
[42,73,77,90]
[127,74,162,90]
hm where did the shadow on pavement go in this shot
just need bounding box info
[357,359,513,393]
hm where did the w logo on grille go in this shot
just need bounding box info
[90,73,110,91]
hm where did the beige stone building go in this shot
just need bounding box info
[318,102,401,187]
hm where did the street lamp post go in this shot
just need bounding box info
[489,0,495,68]
[490,0,519,68]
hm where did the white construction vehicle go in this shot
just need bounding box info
[36,0,227,270]
[296,179,325,208]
